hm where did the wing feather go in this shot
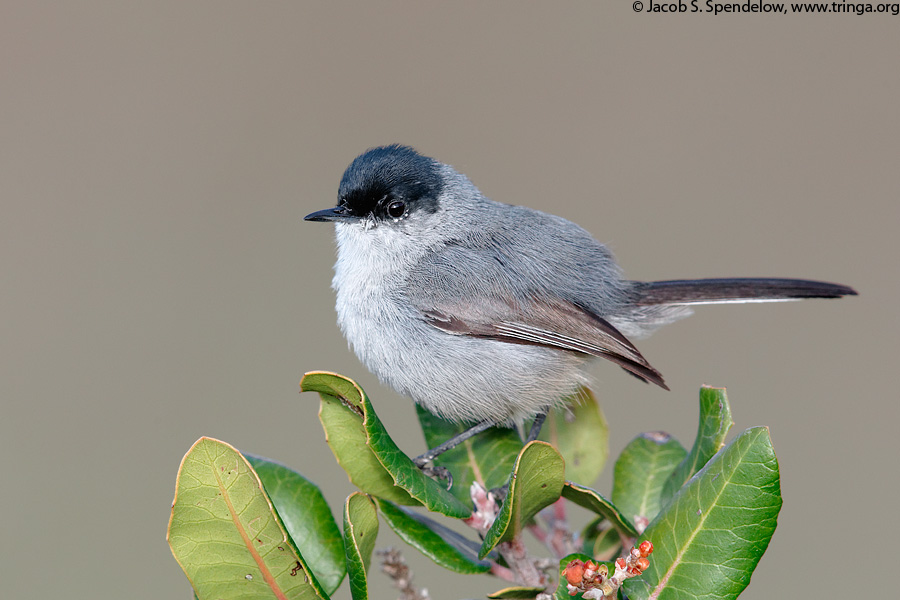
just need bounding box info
[420,296,667,390]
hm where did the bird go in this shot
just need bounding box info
[305,144,856,462]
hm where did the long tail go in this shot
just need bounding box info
[632,278,857,306]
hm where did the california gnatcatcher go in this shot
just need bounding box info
[305,144,855,463]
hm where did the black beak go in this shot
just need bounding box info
[304,207,357,222]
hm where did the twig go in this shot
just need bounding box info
[379,547,430,600]
[538,498,576,558]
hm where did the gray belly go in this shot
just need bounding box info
[337,295,589,424]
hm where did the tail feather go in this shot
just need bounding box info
[632,278,857,306]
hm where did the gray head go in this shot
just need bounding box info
[304,145,447,229]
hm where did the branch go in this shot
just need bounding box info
[378,547,430,600]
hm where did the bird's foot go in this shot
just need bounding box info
[412,456,453,490]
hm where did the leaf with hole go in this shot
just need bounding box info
[167,437,327,600]
[245,455,346,595]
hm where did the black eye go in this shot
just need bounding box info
[387,200,406,218]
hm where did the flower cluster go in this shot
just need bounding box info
[463,482,499,535]
[562,540,653,599]
[562,559,609,597]
[615,540,653,578]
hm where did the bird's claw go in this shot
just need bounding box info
[413,458,453,490]
[489,483,509,504]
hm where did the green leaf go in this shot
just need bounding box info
[167,438,328,600]
[538,387,608,487]
[561,481,637,538]
[623,427,783,600]
[580,517,602,556]
[590,525,622,562]
[612,432,686,526]
[374,498,491,574]
[479,441,565,558]
[315,385,415,506]
[343,493,379,600]
[579,517,623,561]
[416,404,523,505]
[302,371,471,518]
[488,586,547,599]
[245,455,346,595]
[660,386,733,505]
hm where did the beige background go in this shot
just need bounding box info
[2,3,897,599]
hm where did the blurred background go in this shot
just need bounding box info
[2,2,896,599]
